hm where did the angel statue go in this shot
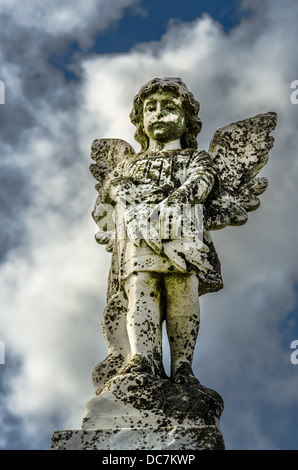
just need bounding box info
[89,77,276,394]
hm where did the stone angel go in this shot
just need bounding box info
[89,77,276,394]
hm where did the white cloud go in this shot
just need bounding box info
[0,0,139,39]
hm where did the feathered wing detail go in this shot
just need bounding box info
[204,112,277,230]
[89,138,136,249]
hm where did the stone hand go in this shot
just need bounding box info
[147,198,182,253]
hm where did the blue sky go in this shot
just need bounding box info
[0,0,298,451]
[49,0,244,80]
[91,0,242,51]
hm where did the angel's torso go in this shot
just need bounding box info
[120,148,210,194]
[112,148,217,279]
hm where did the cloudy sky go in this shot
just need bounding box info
[0,0,298,451]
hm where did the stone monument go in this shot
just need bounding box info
[51,77,276,450]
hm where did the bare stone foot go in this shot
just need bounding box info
[118,353,166,378]
[172,362,200,385]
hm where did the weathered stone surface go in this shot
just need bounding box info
[51,425,224,450]
[205,111,277,230]
[51,370,225,450]
[83,373,223,430]
[87,77,276,393]
[51,77,276,451]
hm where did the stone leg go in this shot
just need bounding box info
[164,273,200,383]
[123,272,163,374]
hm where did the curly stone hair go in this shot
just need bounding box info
[129,77,202,152]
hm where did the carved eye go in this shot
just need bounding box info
[165,103,176,109]
[145,104,156,112]
[164,103,178,112]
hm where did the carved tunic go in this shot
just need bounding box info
[110,149,223,294]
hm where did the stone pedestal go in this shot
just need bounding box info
[51,372,225,450]
[51,426,223,450]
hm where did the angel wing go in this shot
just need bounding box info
[89,138,136,248]
[89,139,136,391]
[204,112,277,231]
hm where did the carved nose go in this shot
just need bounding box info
[156,107,165,119]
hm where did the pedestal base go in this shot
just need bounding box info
[51,425,224,450]
[51,371,225,450]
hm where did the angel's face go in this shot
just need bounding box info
[143,90,186,146]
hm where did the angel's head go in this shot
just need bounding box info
[130,77,202,152]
